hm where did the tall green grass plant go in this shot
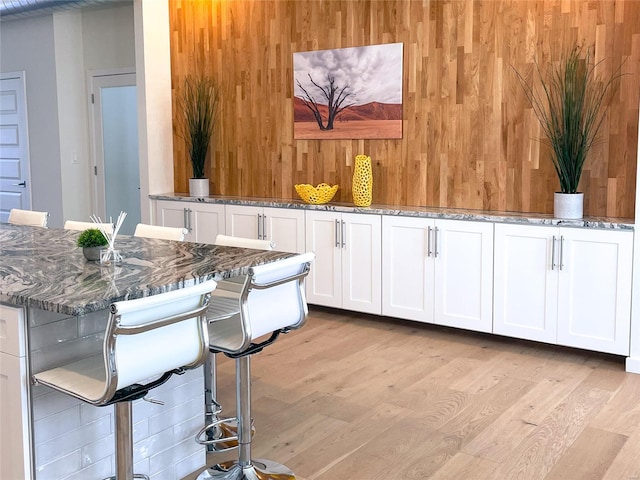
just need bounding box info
[514,45,622,193]
[179,76,219,179]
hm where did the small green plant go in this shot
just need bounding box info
[76,228,108,248]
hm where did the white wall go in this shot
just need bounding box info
[54,10,91,225]
[134,0,174,223]
[82,3,135,71]
[0,15,64,226]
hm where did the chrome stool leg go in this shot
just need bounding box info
[195,352,249,454]
[198,355,295,480]
[103,402,149,480]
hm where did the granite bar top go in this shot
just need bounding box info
[0,224,294,316]
[150,193,634,230]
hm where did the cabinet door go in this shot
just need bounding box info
[305,211,342,307]
[0,353,31,480]
[341,213,381,314]
[493,224,558,343]
[557,228,633,355]
[191,203,225,244]
[382,216,433,322]
[225,205,262,240]
[0,305,32,480]
[264,207,305,253]
[434,219,493,332]
[156,200,190,239]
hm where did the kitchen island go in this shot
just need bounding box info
[0,224,295,480]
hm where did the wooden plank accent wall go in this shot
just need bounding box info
[169,0,640,218]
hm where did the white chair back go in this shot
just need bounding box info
[134,223,187,241]
[64,220,114,234]
[243,252,314,339]
[8,208,48,227]
[34,280,216,405]
[208,252,314,354]
[214,234,274,250]
[108,281,215,392]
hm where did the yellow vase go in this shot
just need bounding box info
[352,154,373,207]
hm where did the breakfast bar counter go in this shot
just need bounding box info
[0,223,293,316]
[0,223,295,480]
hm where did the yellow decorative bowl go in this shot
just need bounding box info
[295,183,339,204]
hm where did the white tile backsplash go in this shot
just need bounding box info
[33,368,206,479]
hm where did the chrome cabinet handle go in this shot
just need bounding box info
[559,236,564,270]
[335,219,340,247]
[551,236,556,270]
[11,181,26,187]
[427,226,432,257]
[183,208,193,232]
[341,220,346,248]
[262,214,267,240]
[257,214,262,239]
[434,226,439,257]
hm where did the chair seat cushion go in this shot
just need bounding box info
[33,355,107,404]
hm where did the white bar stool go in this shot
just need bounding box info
[33,280,216,480]
[196,234,274,453]
[196,251,314,480]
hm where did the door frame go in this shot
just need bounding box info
[87,67,137,219]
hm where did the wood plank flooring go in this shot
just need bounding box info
[185,307,640,480]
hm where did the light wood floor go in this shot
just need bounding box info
[186,306,640,480]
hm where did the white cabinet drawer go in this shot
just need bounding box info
[0,304,26,357]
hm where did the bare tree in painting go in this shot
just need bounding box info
[296,73,355,130]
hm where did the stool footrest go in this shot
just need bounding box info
[196,417,240,452]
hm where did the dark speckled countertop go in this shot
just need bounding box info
[0,224,294,316]
[150,193,634,230]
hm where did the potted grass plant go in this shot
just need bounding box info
[178,75,219,197]
[513,44,623,219]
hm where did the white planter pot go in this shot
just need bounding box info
[189,178,210,197]
[554,192,584,219]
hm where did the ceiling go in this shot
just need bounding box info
[0,0,125,21]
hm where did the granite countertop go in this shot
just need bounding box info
[150,193,634,230]
[0,224,294,316]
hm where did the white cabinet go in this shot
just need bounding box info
[494,224,633,355]
[382,216,494,332]
[225,205,305,253]
[155,199,225,244]
[0,305,32,480]
[305,211,381,314]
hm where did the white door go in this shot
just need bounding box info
[0,72,32,222]
[225,205,262,239]
[382,216,433,322]
[0,305,32,480]
[341,213,382,314]
[434,219,494,332]
[493,223,558,343]
[91,72,140,235]
[557,228,633,355]
[305,210,342,307]
[264,207,305,253]
[156,199,193,241]
[191,203,226,244]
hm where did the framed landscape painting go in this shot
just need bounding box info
[293,42,403,140]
